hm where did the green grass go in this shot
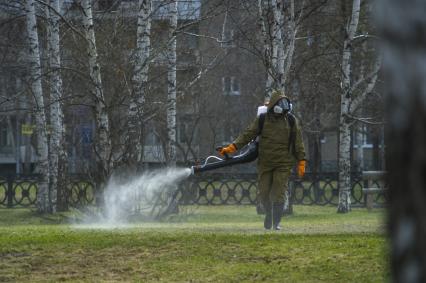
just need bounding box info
[0,206,389,282]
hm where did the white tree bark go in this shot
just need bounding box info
[166,0,178,167]
[127,0,152,170]
[337,0,360,213]
[258,0,297,101]
[281,0,297,89]
[25,0,51,213]
[271,0,283,90]
[81,0,112,181]
[46,0,66,212]
[257,0,273,102]
[337,0,382,212]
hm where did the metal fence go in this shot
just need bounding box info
[0,172,387,208]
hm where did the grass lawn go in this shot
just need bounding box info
[0,205,389,282]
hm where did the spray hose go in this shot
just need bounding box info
[190,141,258,175]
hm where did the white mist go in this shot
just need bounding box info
[78,167,191,228]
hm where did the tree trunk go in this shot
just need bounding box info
[166,0,178,167]
[271,0,283,91]
[257,0,273,102]
[381,0,426,280]
[337,0,360,213]
[46,0,67,212]
[127,0,151,171]
[281,0,296,91]
[258,0,297,100]
[81,0,112,183]
[25,0,51,213]
[337,116,352,213]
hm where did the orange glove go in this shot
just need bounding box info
[297,160,306,178]
[219,143,237,156]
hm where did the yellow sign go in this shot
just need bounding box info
[21,124,58,135]
[21,124,35,135]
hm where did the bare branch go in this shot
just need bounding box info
[351,56,382,111]
[347,114,385,125]
[181,31,228,44]
[34,0,87,41]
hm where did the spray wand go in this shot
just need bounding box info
[190,142,258,175]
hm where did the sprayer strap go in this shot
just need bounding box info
[287,113,297,158]
[257,113,266,137]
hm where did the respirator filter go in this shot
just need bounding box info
[273,98,291,114]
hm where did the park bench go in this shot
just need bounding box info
[362,171,387,211]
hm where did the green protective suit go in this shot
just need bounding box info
[233,92,306,205]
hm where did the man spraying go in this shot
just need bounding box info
[219,90,306,230]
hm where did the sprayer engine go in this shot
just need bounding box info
[190,141,258,175]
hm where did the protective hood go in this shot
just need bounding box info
[267,90,289,111]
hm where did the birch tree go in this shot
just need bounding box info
[80,0,112,183]
[166,0,178,167]
[127,0,152,171]
[337,0,381,213]
[258,0,298,102]
[25,0,51,212]
[45,0,67,211]
[381,0,426,280]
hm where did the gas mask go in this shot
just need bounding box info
[273,98,291,114]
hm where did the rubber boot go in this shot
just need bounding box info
[273,203,284,230]
[263,202,272,230]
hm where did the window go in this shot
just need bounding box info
[145,129,160,146]
[220,125,238,145]
[222,77,240,95]
[178,0,201,20]
[183,26,199,50]
[98,0,119,11]
[152,0,201,20]
[306,32,314,47]
[63,0,75,5]
[0,125,7,147]
[178,115,196,143]
[353,125,374,148]
[0,122,11,148]
[221,127,231,145]
[1,1,25,15]
[179,123,188,143]
[221,29,235,48]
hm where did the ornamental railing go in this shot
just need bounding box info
[0,172,387,208]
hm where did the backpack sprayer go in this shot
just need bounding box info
[190,141,258,175]
[190,105,268,175]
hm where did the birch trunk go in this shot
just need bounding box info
[337,0,360,213]
[25,0,51,213]
[381,0,426,279]
[271,0,283,91]
[81,0,112,182]
[257,0,273,102]
[46,0,66,212]
[282,0,296,90]
[258,0,297,100]
[166,0,178,167]
[128,0,151,171]
[337,116,352,212]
